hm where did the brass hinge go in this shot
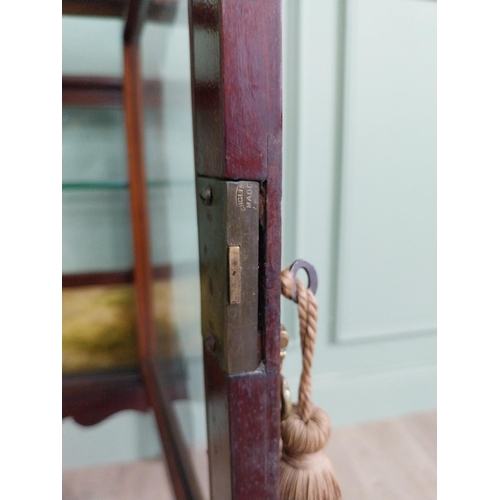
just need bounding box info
[196,177,260,374]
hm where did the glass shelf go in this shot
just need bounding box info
[62,180,192,191]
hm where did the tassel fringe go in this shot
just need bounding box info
[280,266,342,500]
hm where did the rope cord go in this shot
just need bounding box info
[280,268,318,423]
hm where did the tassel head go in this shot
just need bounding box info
[280,405,341,500]
[279,265,342,499]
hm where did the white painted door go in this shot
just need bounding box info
[281,0,436,425]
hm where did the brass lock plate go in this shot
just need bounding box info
[196,176,260,374]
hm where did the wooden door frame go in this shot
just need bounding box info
[188,0,283,498]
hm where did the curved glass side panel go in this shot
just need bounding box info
[142,3,209,496]
[62,104,138,373]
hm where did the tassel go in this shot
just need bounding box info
[279,266,342,500]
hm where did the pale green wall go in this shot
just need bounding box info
[280,0,436,428]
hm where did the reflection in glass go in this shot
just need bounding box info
[63,107,127,183]
[62,105,138,373]
[62,284,138,373]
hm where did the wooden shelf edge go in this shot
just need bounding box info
[62,368,149,426]
[62,358,190,426]
[62,0,178,23]
[62,265,172,288]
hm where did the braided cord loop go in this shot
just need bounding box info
[280,268,318,423]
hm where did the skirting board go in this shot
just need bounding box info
[62,362,436,469]
[304,362,437,427]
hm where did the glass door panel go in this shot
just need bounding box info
[142,5,209,497]
[62,103,138,374]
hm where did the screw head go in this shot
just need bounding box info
[199,185,213,206]
[204,334,216,353]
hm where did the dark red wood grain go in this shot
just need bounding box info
[261,144,283,373]
[62,77,123,107]
[189,0,282,181]
[228,369,279,499]
[62,265,172,288]
[62,0,177,22]
[204,350,280,500]
[220,0,282,181]
[62,76,163,107]
[63,0,128,18]
[189,0,282,495]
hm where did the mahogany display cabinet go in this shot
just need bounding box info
[62,0,283,499]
